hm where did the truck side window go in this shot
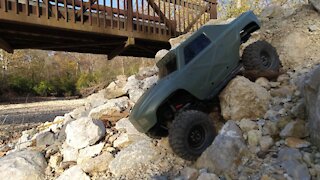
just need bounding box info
[184,33,211,64]
[158,52,177,78]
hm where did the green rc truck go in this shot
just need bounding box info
[129,11,280,160]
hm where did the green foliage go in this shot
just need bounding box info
[76,73,97,90]
[1,48,154,98]
[8,76,34,94]
[33,81,53,96]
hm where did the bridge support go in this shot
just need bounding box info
[0,38,13,53]
[108,37,135,60]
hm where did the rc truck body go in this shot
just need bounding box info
[129,11,280,160]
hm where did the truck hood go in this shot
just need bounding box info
[129,73,178,133]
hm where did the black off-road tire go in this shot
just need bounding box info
[242,40,280,72]
[169,110,215,161]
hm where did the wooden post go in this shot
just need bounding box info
[46,0,49,19]
[64,0,68,22]
[55,0,59,20]
[127,0,133,32]
[81,0,84,24]
[103,0,109,29]
[26,0,30,16]
[209,0,217,19]
[72,0,75,22]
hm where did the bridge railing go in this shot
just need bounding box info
[0,0,217,39]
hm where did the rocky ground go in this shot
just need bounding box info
[0,2,320,180]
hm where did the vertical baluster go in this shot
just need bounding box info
[178,0,181,34]
[196,1,199,30]
[72,0,75,22]
[158,0,161,35]
[164,0,167,35]
[147,2,150,34]
[124,0,126,30]
[26,0,29,16]
[153,2,156,34]
[192,2,194,32]
[136,0,139,32]
[173,0,176,36]
[4,0,8,12]
[37,0,40,17]
[55,0,59,20]
[64,0,68,22]
[167,0,171,36]
[15,0,19,14]
[142,0,144,32]
[89,0,92,25]
[182,0,185,32]
[97,0,100,27]
[127,0,133,31]
[117,0,120,29]
[187,1,190,32]
[81,0,84,24]
[46,0,49,19]
[107,0,109,29]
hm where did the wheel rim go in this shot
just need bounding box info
[260,51,271,68]
[188,125,206,149]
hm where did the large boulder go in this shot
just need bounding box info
[196,121,248,179]
[113,118,150,148]
[65,117,106,149]
[61,143,79,162]
[304,66,320,148]
[278,148,310,180]
[169,32,192,48]
[104,75,127,99]
[260,5,284,19]
[219,76,271,120]
[279,120,308,138]
[279,32,312,70]
[85,89,108,109]
[155,49,169,62]
[123,75,141,93]
[88,97,131,121]
[79,152,114,174]
[77,142,105,164]
[109,140,159,177]
[57,166,90,180]
[36,131,55,148]
[137,66,158,79]
[0,150,47,180]
[311,0,320,12]
[141,75,158,91]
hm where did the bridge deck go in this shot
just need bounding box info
[0,0,217,59]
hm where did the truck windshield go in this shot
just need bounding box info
[157,52,177,78]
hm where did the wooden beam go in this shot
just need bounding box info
[183,4,210,33]
[0,11,171,42]
[147,0,176,35]
[0,38,13,53]
[51,0,169,23]
[27,42,124,49]
[108,37,135,60]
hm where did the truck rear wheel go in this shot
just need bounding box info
[169,110,215,161]
[242,40,280,72]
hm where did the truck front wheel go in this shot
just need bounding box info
[242,40,280,71]
[169,110,215,161]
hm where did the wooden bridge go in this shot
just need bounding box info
[0,0,217,59]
